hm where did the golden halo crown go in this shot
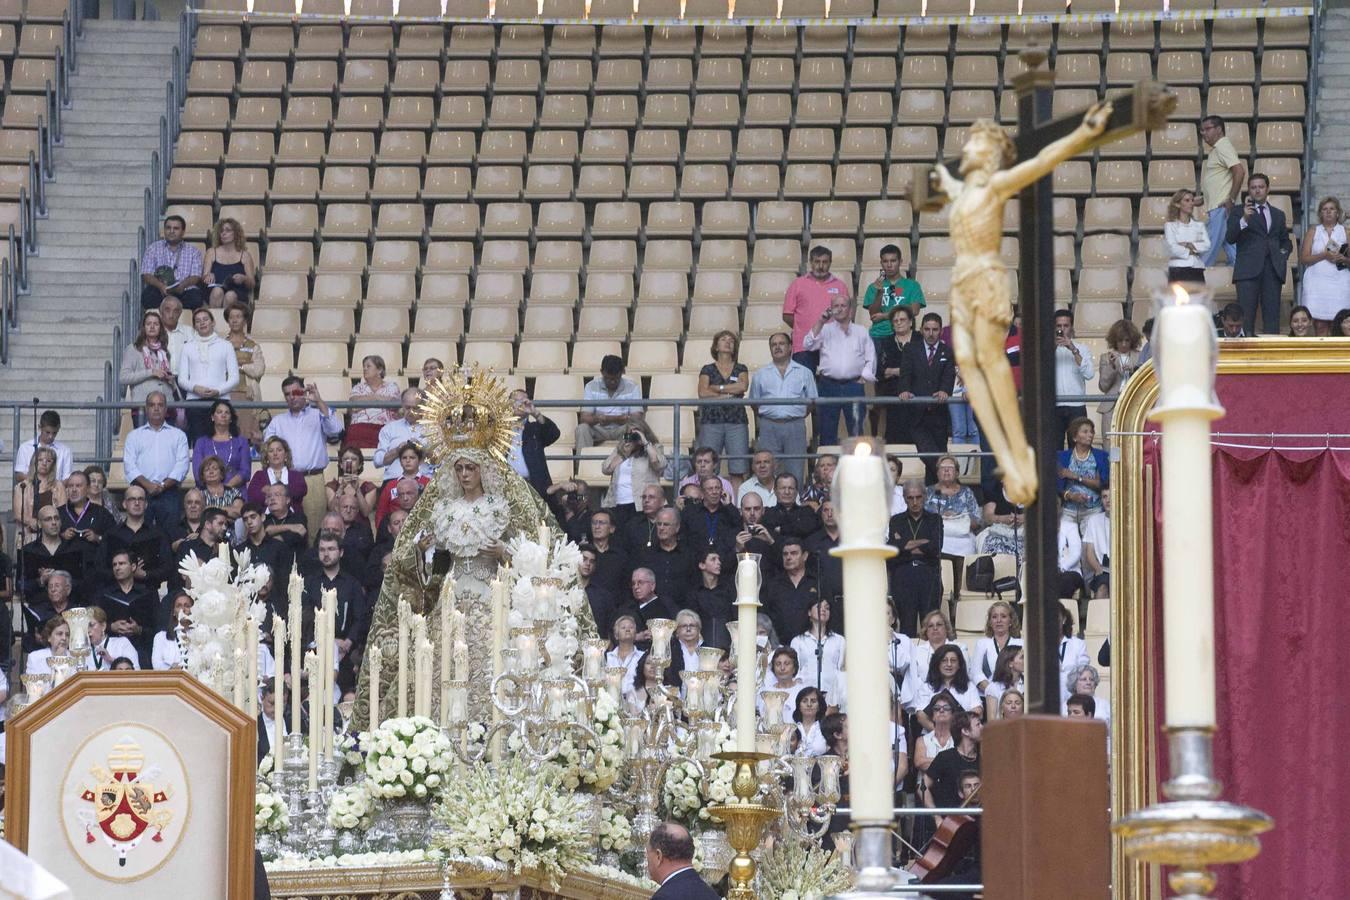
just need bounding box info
[413,364,516,465]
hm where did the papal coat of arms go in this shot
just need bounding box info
[77,736,175,867]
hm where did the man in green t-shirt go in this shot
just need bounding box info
[862,244,926,348]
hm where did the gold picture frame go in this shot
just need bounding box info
[1110,338,1350,899]
[4,671,257,899]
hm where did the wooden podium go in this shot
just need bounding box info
[4,671,256,899]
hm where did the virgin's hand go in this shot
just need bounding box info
[417,532,434,553]
[484,539,506,561]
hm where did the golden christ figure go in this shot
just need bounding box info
[927,100,1113,505]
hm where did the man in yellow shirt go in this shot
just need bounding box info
[1200,115,1246,267]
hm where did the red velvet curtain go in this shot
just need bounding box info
[1189,449,1350,898]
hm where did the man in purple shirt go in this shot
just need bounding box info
[803,296,876,446]
[140,215,205,311]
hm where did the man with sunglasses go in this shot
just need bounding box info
[264,376,342,539]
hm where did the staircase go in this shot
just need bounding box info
[0,19,179,482]
[1311,6,1350,219]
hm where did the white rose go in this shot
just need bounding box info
[399,770,414,786]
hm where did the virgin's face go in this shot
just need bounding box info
[939,652,959,679]
[212,404,231,430]
[1321,202,1339,225]
[193,310,214,337]
[266,442,286,468]
[1290,310,1313,336]
[454,459,482,493]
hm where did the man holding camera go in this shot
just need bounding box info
[576,355,645,449]
[1225,172,1293,336]
[507,388,560,499]
[602,426,666,527]
[803,296,877,447]
[59,470,116,572]
[1052,309,1095,450]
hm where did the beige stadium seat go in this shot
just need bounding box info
[697,242,748,275]
[751,201,802,238]
[744,93,793,128]
[641,94,690,129]
[630,305,684,341]
[529,271,581,306]
[480,202,530,240]
[419,274,471,306]
[1052,161,1093,196]
[1098,130,1146,159]
[231,97,281,132]
[522,305,575,340]
[187,60,237,95]
[296,341,350,376]
[741,128,790,163]
[627,165,678,201]
[167,168,217,204]
[350,340,404,377]
[691,57,740,93]
[643,240,693,273]
[1208,86,1254,120]
[196,24,242,59]
[461,341,516,373]
[590,202,641,239]
[575,307,629,341]
[472,275,525,309]
[1053,53,1100,88]
[540,59,591,96]
[1080,234,1131,269]
[835,164,884,199]
[223,131,274,168]
[839,127,887,163]
[437,96,487,131]
[320,166,371,203]
[1262,50,1309,85]
[1168,87,1202,122]
[1137,196,1170,233]
[373,204,425,240]
[387,97,435,131]
[263,242,314,275]
[423,242,474,274]
[596,23,645,58]
[633,130,681,166]
[638,270,690,306]
[369,241,419,273]
[810,200,859,237]
[847,92,895,126]
[679,164,730,201]
[537,95,589,130]
[897,91,946,125]
[1255,122,1303,156]
[1073,301,1125,337]
[586,240,637,274]
[182,98,229,132]
[692,97,745,132]
[251,308,301,341]
[582,271,635,307]
[346,24,393,58]
[1135,236,1170,269]
[1151,122,1199,158]
[576,166,626,202]
[1102,52,1151,86]
[428,203,480,241]
[948,91,996,125]
[1259,85,1306,120]
[1107,20,1155,52]
[265,203,319,241]
[578,130,629,166]
[355,307,410,342]
[1082,197,1133,234]
[748,57,794,92]
[476,132,527,167]
[407,341,458,376]
[623,341,680,377]
[747,270,796,305]
[783,164,832,200]
[891,128,939,162]
[686,305,740,339]
[850,56,897,91]
[309,272,362,308]
[952,55,998,89]
[286,60,336,97]
[1096,161,1145,195]
[442,60,490,96]
[901,55,948,88]
[529,202,582,241]
[529,131,579,166]
[751,239,802,274]
[813,238,856,275]
[864,200,914,236]
[479,240,530,274]
[1253,158,1302,195]
[796,93,844,127]
[730,165,781,201]
[282,97,334,132]
[1147,160,1198,195]
[524,165,575,202]
[323,133,373,168]
[594,58,642,94]
[1077,268,1127,303]
[686,129,734,165]
[412,307,464,340]
[692,270,744,304]
[274,132,324,167]
[569,342,621,380]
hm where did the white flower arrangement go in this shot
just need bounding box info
[503,534,586,662]
[359,716,453,802]
[662,725,743,827]
[328,782,376,831]
[434,758,593,887]
[597,807,633,854]
[257,753,274,780]
[550,688,625,793]
[662,758,705,824]
[757,840,854,900]
[579,863,658,890]
[254,784,289,834]
[177,547,270,699]
[265,848,450,871]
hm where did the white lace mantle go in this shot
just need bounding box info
[429,492,510,558]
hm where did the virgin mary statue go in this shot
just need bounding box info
[353,369,596,728]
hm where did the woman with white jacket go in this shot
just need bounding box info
[177,306,239,444]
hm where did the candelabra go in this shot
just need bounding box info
[62,607,94,673]
[705,750,782,900]
[773,754,843,842]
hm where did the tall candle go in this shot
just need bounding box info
[397,598,410,717]
[413,615,429,717]
[246,615,259,717]
[304,651,318,792]
[232,648,245,708]
[288,573,303,734]
[322,588,337,760]
[734,553,762,751]
[439,578,455,726]
[368,644,382,733]
[272,616,286,773]
[833,439,898,825]
[1152,287,1224,729]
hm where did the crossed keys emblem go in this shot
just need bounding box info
[77,737,175,867]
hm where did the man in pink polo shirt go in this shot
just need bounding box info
[781,246,852,372]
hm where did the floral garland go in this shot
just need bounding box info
[265,848,449,871]
[661,725,742,828]
[550,688,625,793]
[255,784,289,835]
[433,758,593,888]
[359,716,453,802]
[757,840,854,900]
[177,548,270,698]
[328,782,376,832]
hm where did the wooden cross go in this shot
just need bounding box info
[912,49,1175,715]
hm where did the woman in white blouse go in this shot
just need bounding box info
[911,644,982,730]
[791,686,829,757]
[1163,188,1211,286]
[908,609,971,702]
[26,616,70,675]
[177,306,240,444]
[971,600,1022,694]
[152,592,194,670]
[984,645,1025,719]
[789,598,845,703]
[1065,664,1111,722]
[605,614,643,695]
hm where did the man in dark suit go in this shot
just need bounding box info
[647,822,719,900]
[898,311,957,484]
[1225,172,1292,335]
[888,479,944,634]
[509,389,561,498]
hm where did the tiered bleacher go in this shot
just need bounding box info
[154,0,1308,489]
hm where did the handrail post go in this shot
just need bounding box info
[671,399,682,485]
[29,153,45,218]
[0,258,10,365]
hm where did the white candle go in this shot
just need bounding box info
[272,616,286,773]
[1152,287,1224,729]
[515,630,538,671]
[246,615,259,717]
[232,648,245,707]
[604,667,626,703]
[761,689,788,725]
[368,644,382,733]
[734,553,762,751]
[288,576,302,735]
[440,578,455,726]
[538,523,551,547]
[582,640,606,680]
[397,598,410,718]
[218,541,230,564]
[304,651,318,792]
[412,614,428,716]
[834,439,898,825]
[415,638,433,717]
[648,618,676,659]
[322,589,337,760]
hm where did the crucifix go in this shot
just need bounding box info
[913,48,1175,715]
[907,49,1175,899]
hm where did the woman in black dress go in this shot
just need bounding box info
[876,305,918,444]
